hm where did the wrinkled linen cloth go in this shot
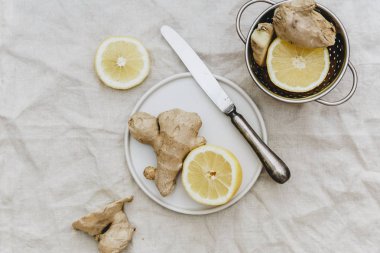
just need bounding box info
[1,0,379,252]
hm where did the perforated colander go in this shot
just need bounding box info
[236,0,357,106]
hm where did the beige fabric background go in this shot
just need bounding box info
[1,0,379,252]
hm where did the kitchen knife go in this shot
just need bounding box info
[161,25,290,183]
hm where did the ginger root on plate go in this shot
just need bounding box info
[250,23,274,66]
[128,108,206,196]
[273,0,336,48]
[72,197,135,253]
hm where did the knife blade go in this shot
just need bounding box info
[161,25,234,114]
[161,25,290,183]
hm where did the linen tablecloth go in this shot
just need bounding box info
[1,0,379,252]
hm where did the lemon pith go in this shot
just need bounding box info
[95,36,150,90]
[266,38,330,92]
[182,145,242,206]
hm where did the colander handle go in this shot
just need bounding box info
[236,0,275,43]
[316,62,358,106]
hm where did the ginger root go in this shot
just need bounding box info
[72,197,135,253]
[250,23,274,66]
[128,108,206,196]
[273,0,336,48]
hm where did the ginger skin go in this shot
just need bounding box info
[273,0,336,48]
[143,166,156,180]
[250,23,274,66]
[72,197,135,253]
[128,109,206,196]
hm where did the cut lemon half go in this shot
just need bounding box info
[182,145,242,206]
[95,37,150,90]
[266,38,330,92]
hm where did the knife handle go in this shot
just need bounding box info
[228,108,290,184]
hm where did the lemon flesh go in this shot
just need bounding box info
[95,37,150,90]
[182,145,242,206]
[267,38,330,92]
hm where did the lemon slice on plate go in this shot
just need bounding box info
[95,37,150,90]
[182,145,242,206]
[266,38,330,92]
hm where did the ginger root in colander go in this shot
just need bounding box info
[128,108,206,196]
[72,197,135,253]
[250,23,274,66]
[273,0,336,48]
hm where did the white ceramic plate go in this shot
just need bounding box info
[125,73,267,215]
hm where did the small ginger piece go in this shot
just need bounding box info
[72,197,135,253]
[128,108,206,196]
[250,23,274,66]
[273,0,336,48]
[143,166,156,180]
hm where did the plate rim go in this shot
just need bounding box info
[124,72,268,215]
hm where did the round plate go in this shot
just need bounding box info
[125,73,267,215]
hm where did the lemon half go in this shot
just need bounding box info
[95,37,150,90]
[266,38,330,92]
[182,145,242,206]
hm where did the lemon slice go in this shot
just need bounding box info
[266,38,330,92]
[182,145,242,206]
[95,37,150,90]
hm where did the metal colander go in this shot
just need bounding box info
[236,0,357,106]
